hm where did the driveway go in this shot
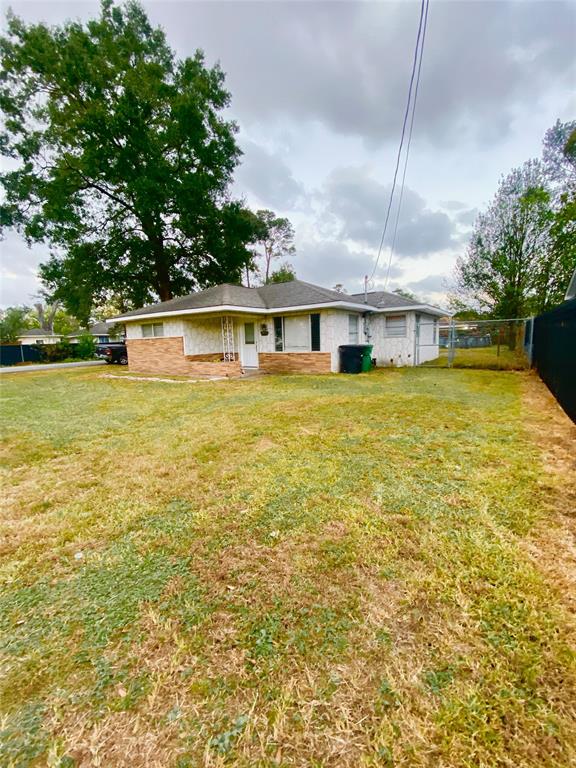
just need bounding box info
[0,360,107,374]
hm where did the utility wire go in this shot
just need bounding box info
[384,0,430,289]
[370,0,429,282]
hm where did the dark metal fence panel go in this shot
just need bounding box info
[532,298,576,423]
[0,345,43,366]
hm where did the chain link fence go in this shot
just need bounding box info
[418,318,529,370]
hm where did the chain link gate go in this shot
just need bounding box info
[416,318,530,370]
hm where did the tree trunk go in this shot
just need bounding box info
[144,221,172,302]
[156,263,172,302]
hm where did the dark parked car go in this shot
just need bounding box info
[97,342,128,365]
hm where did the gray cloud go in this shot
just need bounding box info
[456,209,478,227]
[152,1,575,147]
[323,166,455,257]
[441,200,468,211]
[235,140,306,211]
[0,234,47,307]
[295,239,403,292]
[406,273,448,295]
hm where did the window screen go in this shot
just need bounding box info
[142,323,164,338]
[274,317,283,351]
[348,314,359,343]
[284,316,310,351]
[385,315,407,337]
[310,314,321,351]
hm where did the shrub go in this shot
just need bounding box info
[41,341,74,363]
[75,333,97,360]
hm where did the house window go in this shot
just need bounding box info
[274,317,283,351]
[284,315,309,351]
[273,314,321,352]
[385,314,407,337]
[348,314,359,343]
[35,340,44,345]
[142,322,164,338]
[433,320,438,344]
[310,314,321,351]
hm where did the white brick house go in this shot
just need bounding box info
[112,281,446,376]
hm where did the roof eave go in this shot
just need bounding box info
[370,304,450,317]
[110,300,371,323]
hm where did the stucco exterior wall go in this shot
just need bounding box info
[125,319,184,340]
[253,309,365,372]
[367,312,440,366]
[182,317,223,355]
[367,312,417,367]
[319,310,366,372]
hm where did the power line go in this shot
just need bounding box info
[370,0,429,282]
[384,0,430,289]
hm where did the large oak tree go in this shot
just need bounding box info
[0,0,262,322]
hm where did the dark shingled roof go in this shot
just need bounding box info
[348,291,423,309]
[116,280,369,319]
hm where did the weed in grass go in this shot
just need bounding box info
[209,714,249,754]
[0,702,47,768]
[424,666,455,695]
[377,679,401,709]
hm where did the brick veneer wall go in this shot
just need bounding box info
[126,337,241,377]
[185,352,239,362]
[258,352,332,374]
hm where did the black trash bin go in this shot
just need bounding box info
[339,344,373,373]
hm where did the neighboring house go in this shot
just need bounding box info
[18,329,62,345]
[111,280,446,377]
[67,322,124,344]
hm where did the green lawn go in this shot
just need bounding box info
[425,345,528,370]
[1,368,574,767]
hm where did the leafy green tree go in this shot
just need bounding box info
[393,288,416,301]
[542,119,576,194]
[0,0,262,321]
[446,297,487,321]
[52,309,81,336]
[0,306,29,342]
[249,210,296,285]
[454,160,572,317]
[268,262,296,284]
[542,120,576,301]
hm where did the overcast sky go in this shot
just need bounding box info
[1,0,574,308]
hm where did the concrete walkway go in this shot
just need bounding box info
[0,360,107,374]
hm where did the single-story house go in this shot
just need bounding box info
[18,329,62,345]
[67,322,124,344]
[110,280,447,377]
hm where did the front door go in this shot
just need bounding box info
[241,322,259,368]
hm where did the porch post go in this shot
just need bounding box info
[221,316,235,361]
